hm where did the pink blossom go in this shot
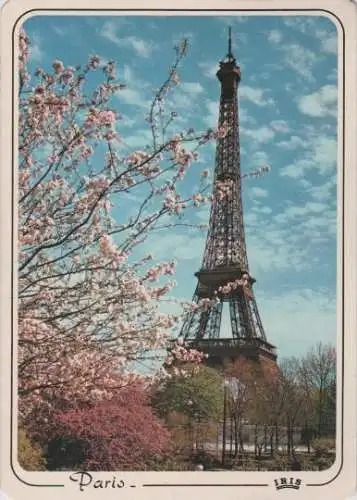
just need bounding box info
[52,59,64,74]
[84,108,116,129]
[89,55,101,69]
[171,71,180,85]
[127,150,151,165]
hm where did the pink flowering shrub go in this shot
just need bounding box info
[43,383,171,470]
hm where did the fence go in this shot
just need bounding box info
[169,421,335,458]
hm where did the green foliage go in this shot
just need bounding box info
[18,429,46,471]
[152,364,224,423]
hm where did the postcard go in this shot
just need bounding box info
[1,0,356,499]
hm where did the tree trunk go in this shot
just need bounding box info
[254,424,258,458]
[275,423,279,453]
[291,423,295,454]
[264,425,268,453]
[287,418,291,456]
[270,428,274,457]
[239,428,245,455]
[233,416,239,458]
[229,416,233,457]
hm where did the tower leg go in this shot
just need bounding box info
[206,300,223,339]
[229,294,253,339]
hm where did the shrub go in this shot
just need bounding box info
[312,438,335,457]
[18,429,46,471]
[51,384,171,470]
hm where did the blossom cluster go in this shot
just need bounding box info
[217,273,250,295]
[84,108,116,129]
[215,122,230,139]
[163,188,186,214]
[215,179,234,200]
[19,28,29,71]
[99,234,128,264]
[145,261,176,281]
[162,338,207,379]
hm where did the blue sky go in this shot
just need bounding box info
[22,14,339,360]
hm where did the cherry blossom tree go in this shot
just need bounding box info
[18,27,272,452]
[18,29,220,410]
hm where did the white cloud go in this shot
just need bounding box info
[277,135,305,150]
[267,29,282,44]
[297,84,337,117]
[28,34,43,62]
[243,180,336,282]
[247,227,310,274]
[322,35,337,54]
[217,16,247,25]
[243,126,275,144]
[239,107,257,126]
[52,25,66,37]
[307,176,336,201]
[116,65,151,108]
[127,37,155,58]
[249,187,268,198]
[270,120,290,133]
[101,21,155,58]
[280,135,337,179]
[239,86,274,107]
[327,68,338,82]
[116,113,137,129]
[284,202,328,218]
[249,150,269,166]
[313,136,337,174]
[282,16,320,35]
[123,128,153,148]
[180,82,204,95]
[282,43,318,82]
[205,100,219,128]
[198,61,218,79]
[255,205,272,214]
[315,29,337,55]
[146,233,205,262]
[101,20,124,44]
[279,163,305,179]
[259,288,336,358]
[117,88,149,108]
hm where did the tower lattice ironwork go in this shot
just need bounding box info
[179,29,277,367]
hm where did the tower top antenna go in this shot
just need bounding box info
[227,26,233,59]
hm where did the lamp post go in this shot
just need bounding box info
[222,380,229,466]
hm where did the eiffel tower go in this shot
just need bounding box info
[179,28,277,368]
